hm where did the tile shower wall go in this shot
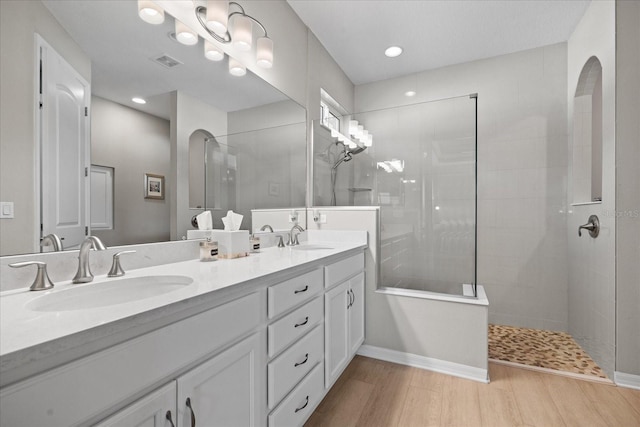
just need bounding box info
[355,43,569,331]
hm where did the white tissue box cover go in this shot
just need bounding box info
[210,230,250,258]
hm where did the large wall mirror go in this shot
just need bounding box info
[0,0,306,256]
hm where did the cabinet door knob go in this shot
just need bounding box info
[186,397,196,427]
[165,410,176,427]
[294,353,309,367]
[294,395,309,413]
[294,316,309,328]
[294,285,308,294]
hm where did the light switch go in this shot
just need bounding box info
[0,202,14,219]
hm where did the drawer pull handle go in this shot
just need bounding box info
[294,285,309,294]
[165,410,176,427]
[186,397,196,427]
[295,353,309,367]
[295,395,309,413]
[294,316,309,328]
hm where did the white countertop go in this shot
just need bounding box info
[0,239,366,386]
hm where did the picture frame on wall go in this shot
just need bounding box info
[144,173,165,200]
[268,181,280,197]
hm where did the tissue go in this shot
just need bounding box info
[222,210,243,231]
[196,211,213,230]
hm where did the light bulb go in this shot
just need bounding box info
[232,15,252,51]
[206,0,229,36]
[138,0,164,25]
[229,57,246,76]
[204,40,224,61]
[256,37,273,68]
[175,20,198,46]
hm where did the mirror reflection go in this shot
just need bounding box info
[0,0,306,256]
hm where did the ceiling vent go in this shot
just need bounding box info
[151,54,183,68]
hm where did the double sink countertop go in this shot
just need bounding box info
[0,232,367,387]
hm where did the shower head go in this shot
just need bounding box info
[347,146,366,155]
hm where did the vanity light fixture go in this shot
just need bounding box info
[132,97,147,104]
[195,1,274,68]
[137,0,274,75]
[138,0,164,25]
[348,120,373,147]
[385,46,403,58]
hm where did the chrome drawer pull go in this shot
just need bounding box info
[294,353,309,367]
[294,396,309,413]
[294,285,309,294]
[294,316,309,328]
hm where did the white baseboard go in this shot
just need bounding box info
[357,344,489,383]
[615,371,640,390]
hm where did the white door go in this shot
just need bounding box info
[349,272,365,356]
[39,36,90,250]
[176,333,262,427]
[324,280,349,388]
[94,382,177,427]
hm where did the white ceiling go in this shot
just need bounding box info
[288,0,591,85]
[43,1,287,119]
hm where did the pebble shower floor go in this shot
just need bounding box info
[488,324,608,380]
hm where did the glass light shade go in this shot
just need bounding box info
[206,0,229,36]
[228,58,246,76]
[361,130,369,143]
[256,37,273,68]
[349,120,359,136]
[175,20,198,45]
[356,125,364,138]
[204,40,224,61]
[138,0,164,24]
[365,134,373,147]
[232,15,253,51]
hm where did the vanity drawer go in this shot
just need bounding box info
[268,324,323,409]
[324,252,365,289]
[269,362,324,427]
[268,268,323,319]
[268,296,323,357]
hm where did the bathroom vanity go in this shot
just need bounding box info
[0,240,366,427]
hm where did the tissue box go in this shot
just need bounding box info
[210,230,250,259]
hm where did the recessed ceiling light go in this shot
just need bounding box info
[405,91,416,97]
[132,97,146,104]
[385,46,403,58]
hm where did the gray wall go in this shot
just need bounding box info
[0,0,90,256]
[566,0,616,378]
[615,0,640,378]
[91,96,171,247]
[355,43,569,331]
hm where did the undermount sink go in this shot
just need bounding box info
[27,275,194,312]
[291,244,334,251]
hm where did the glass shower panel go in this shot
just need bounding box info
[357,95,476,296]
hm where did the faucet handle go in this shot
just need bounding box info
[108,250,136,277]
[277,235,286,248]
[9,261,54,291]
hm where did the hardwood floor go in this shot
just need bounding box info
[305,356,640,427]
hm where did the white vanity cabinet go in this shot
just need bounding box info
[97,332,263,427]
[324,253,366,388]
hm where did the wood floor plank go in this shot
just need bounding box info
[308,356,640,427]
[505,365,567,427]
[542,372,608,427]
[580,381,640,427]
[307,379,374,427]
[479,383,524,427]
[617,386,640,417]
[410,366,446,392]
[440,375,482,427]
[355,362,412,427]
[397,385,442,427]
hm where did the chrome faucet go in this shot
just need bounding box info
[40,233,63,252]
[72,236,107,284]
[260,224,274,232]
[288,224,305,246]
